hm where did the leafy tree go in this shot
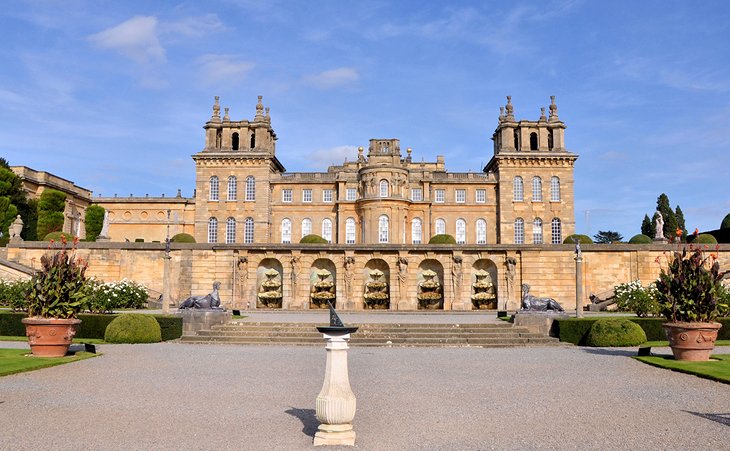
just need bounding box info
[0,167,27,239]
[593,230,623,244]
[649,212,660,239]
[640,214,653,238]
[656,193,677,239]
[84,205,105,241]
[0,157,9,169]
[674,206,687,241]
[721,213,730,230]
[36,189,67,238]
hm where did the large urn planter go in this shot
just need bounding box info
[663,322,722,362]
[22,317,82,357]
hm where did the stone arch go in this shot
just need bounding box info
[417,259,444,310]
[471,259,498,310]
[310,258,336,309]
[362,258,390,309]
[256,258,283,309]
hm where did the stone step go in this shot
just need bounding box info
[225,322,515,329]
[179,336,561,347]
[195,330,545,339]
[181,335,559,345]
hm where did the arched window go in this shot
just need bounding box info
[322,218,333,243]
[513,176,524,201]
[533,218,543,244]
[250,132,255,149]
[227,176,237,201]
[550,176,561,202]
[435,218,446,235]
[455,219,466,244]
[548,129,554,150]
[245,176,255,201]
[281,218,292,243]
[232,132,239,150]
[209,176,219,201]
[226,217,236,244]
[208,217,218,243]
[378,215,389,243]
[476,219,487,244]
[379,179,389,198]
[513,129,519,150]
[529,132,538,150]
[532,176,542,202]
[244,217,254,243]
[345,218,356,244]
[551,218,562,244]
[514,218,525,244]
[412,218,422,244]
[301,218,312,238]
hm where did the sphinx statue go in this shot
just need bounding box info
[179,282,222,310]
[520,283,564,312]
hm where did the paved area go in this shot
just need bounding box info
[1,340,728,450]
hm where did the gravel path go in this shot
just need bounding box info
[1,342,728,450]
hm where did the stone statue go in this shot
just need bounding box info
[99,210,110,238]
[179,282,222,309]
[655,213,664,240]
[505,257,516,301]
[343,257,355,298]
[236,257,248,299]
[520,283,564,312]
[9,215,23,241]
[397,257,408,297]
[291,256,301,296]
[451,255,463,296]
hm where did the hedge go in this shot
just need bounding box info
[555,317,730,345]
[0,311,182,341]
[105,313,162,343]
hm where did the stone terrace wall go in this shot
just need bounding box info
[5,242,729,311]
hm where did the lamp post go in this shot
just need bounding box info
[162,209,171,313]
[574,241,583,318]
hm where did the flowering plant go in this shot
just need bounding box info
[84,278,149,313]
[655,244,726,323]
[613,280,660,317]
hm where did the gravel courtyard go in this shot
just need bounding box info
[1,341,728,450]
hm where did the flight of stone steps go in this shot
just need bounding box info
[180,321,562,347]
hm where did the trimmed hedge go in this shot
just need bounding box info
[429,234,457,244]
[300,234,328,244]
[171,233,196,243]
[563,234,593,244]
[0,311,182,341]
[104,313,161,343]
[586,319,646,347]
[43,231,75,242]
[555,317,730,345]
[628,234,653,244]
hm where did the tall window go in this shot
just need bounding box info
[513,176,524,201]
[226,217,236,244]
[533,218,543,244]
[281,218,292,243]
[529,132,538,150]
[345,218,356,244]
[435,218,446,235]
[232,132,239,150]
[301,218,312,238]
[411,188,423,201]
[209,176,219,201]
[346,188,357,201]
[208,217,218,243]
[244,217,254,243]
[532,176,542,202]
[379,180,389,197]
[412,218,422,244]
[378,215,389,243]
[227,176,237,201]
[550,176,561,202]
[514,218,525,244]
[303,189,312,202]
[322,218,333,243]
[455,219,466,244]
[476,219,487,244]
[456,189,466,203]
[323,189,333,202]
[551,218,562,244]
[245,176,255,201]
[435,189,445,203]
[476,189,486,203]
[282,189,292,202]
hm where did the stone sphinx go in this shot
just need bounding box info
[179,282,222,310]
[520,283,564,312]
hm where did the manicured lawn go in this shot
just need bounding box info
[634,354,730,384]
[642,340,730,347]
[0,336,107,344]
[0,349,98,377]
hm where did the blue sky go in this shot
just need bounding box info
[1,0,729,239]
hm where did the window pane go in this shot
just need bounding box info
[379,180,389,197]
[303,189,312,202]
[226,217,236,244]
[476,219,486,244]
[456,190,465,203]
[551,218,562,244]
[322,219,332,242]
[533,218,543,244]
[209,176,219,201]
[227,176,237,201]
[281,219,291,243]
[244,217,254,243]
[245,176,255,201]
[551,177,561,202]
[514,218,524,244]
[302,218,312,238]
[323,189,333,202]
[208,217,218,243]
[378,215,389,243]
[412,218,422,244]
[435,218,446,235]
[346,218,356,244]
[476,189,486,203]
[346,188,356,201]
[456,219,466,244]
[513,177,523,202]
[282,189,292,202]
[532,177,542,202]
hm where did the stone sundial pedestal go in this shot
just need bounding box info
[313,301,358,447]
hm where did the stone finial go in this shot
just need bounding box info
[223,107,230,121]
[255,95,264,118]
[499,106,505,123]
[212,96,221,121]
[505,96,514,120]
[539,107,547,122]
[265,107,271,122]
[176,188,182,198]
[549,95,559,121]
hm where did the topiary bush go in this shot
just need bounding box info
[300,234,328,244]
[84,205,105,241]
[104,313,162,343]
[628,234,653,244]
[171,233,196,243]
[43,231,75,242]
[428,234,457,244]
[692,233,718,244]
[563,234,593,244]
[721,213,730,230]
[36,189,67,238]
[586,319,647,347]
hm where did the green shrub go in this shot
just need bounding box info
[0,311,26,336]
[721,213,730,230]
[555,317,730,344]
[155,315,183,341]
[586,319,647,347]
[84,205,105,241]
[628,234,653,244]
[43,231,75,242]
[84,279,149,313]
[0,279,31,311]
[428,234,457,244]
[693,233,718,244]
[563,234,593,244]
[300,234,328,244]
[613,280,660,317]
[171,233,196,243]
[104,313,161,343]
[36,189,67,238]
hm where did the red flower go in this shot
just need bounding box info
[693,228,699,236]
[675,228,683,237]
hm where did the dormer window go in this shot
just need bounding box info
[379,179,389,197]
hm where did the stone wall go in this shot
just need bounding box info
[5,242,729,311]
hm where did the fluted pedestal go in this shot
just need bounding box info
[314,328,357,446]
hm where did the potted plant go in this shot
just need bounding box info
[22,237,88,357]
[655,240,726,361]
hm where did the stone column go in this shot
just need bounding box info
[162,253,172,313]
[575,250,583,318]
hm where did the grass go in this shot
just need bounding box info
[0,349,98,377]
[634,354,730,384]
[642,340,730,348]
[0,336,107,344]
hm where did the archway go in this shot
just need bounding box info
[310,258,336,309]
[417,259,444,310]
[256,258,283,308]
[363,258,390,309]
[471,259,498,310]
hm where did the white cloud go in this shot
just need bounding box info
[89,16,165,64]
[198,54,255,85]
[302,67,359,89]
[303,145,358,169]
[161,14,226,38]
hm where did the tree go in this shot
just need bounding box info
[0,167,29,240]
[593,230,624,244]
[721,213,730,230]
[36,189,67,239]
[84,205,105,241]
[641,214,653,238]
[675,206,687,241]
[656,193,677,239]
[650,212,660,239]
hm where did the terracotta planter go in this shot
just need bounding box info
[662,321,722,361]
[22,317,82,357]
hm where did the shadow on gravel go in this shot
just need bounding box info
[579,348,641,357]
[684,411,730,427]
[285,407,318,437]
